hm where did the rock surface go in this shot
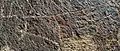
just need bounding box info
[0,0,120,51]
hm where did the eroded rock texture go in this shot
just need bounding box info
[0,0,120,51]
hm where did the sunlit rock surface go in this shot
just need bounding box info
[0,0,120,51]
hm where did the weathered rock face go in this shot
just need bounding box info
[0,0,120,51]
[0,17,60,51]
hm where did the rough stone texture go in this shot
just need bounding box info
[0,0,120,51]
[0,17,60,51]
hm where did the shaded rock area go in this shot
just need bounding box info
[0,17,60,51]
[0,0,120,51]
